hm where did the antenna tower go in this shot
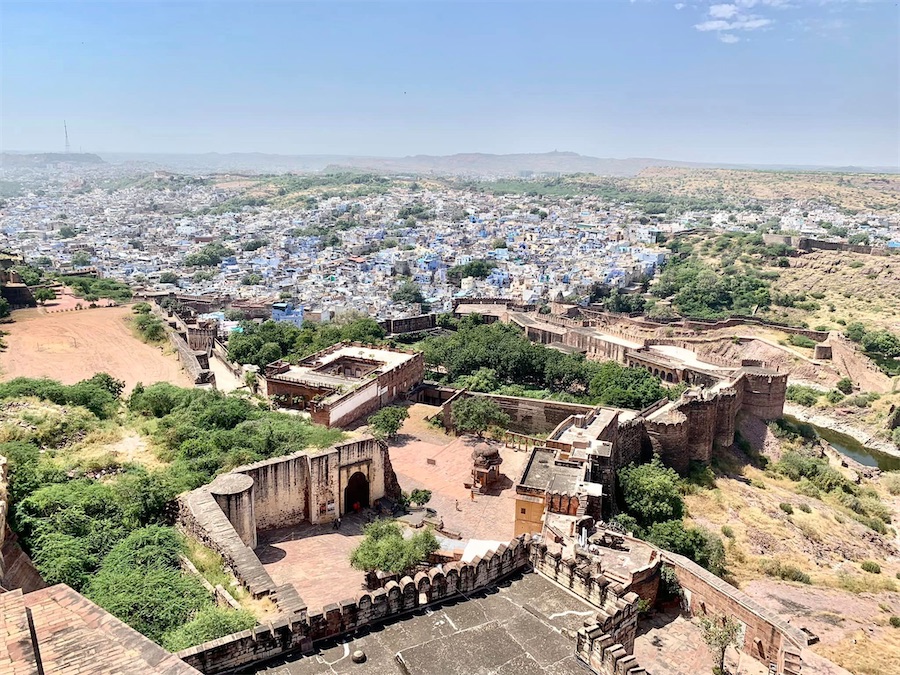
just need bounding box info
[64,121,70,154]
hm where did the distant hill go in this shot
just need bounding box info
[0,153,104,168]
[83,151,899,177]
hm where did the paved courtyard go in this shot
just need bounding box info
[255,409,529,613]
[257,513,368,614]
[254,572,598,675]
[634,609,768,675]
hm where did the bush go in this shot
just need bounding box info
[862,561,882,574]
[0,376,120,418]
[779,502,794,515]
[836,377,854,394]
[891,616,900,629]
[720,525,734,539]
[645,520,725,576]
[161,607,256,652]
[349,520,439,574]
[825,390,845,404]
[759,559,811,584]
[787,334,817,349]
[798,503,812,513]
[785,385,820,407]
[883,473,900,496]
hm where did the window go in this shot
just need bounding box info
[520,508,526,515]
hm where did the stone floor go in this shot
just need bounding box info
[634,609,768,675]
[255,418,529,614]
[254,572,597,675]
[256,513,369,614]
[389,431,529,543]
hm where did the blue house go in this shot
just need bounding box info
[271,302,304,327]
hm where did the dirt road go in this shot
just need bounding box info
[0,306,192,392]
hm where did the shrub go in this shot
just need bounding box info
[659,564,682,599]
[787,334,817,349]
[645,520,725,576]
[798,503,812,513]
[891,616,900,629]
[759,559,811,584]
[779,502,794,515]
[883,472,900,496]
[349,520,439,574]
[161,607,256,652]
[836,377,854,394]
[796,480,821,499]
[847,394,871,408]
[862,561,882,574]
[785,385,820,407]
[825,390,845,404]
[721,525,735,539]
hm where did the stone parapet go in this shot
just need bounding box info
[177,535,533,674]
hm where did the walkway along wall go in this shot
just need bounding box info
[176,536,534,675]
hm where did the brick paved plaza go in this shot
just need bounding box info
[256,405,528,613]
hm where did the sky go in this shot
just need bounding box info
[1,0,898,166]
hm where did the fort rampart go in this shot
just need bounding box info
[177,535,534,674]
[663,551,807,675]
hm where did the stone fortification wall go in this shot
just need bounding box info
[152,304,215,386]
[379,314,435,335]
[0,456,46,594]
[177,536,533,675]
[663,551,807,675]
[0,455,6,586]
[530,543,647,675]
[232,452,311,530]
[177,487,280,600]
[740,370,788,419]
[442,391,597,436]
[762,233,897,257]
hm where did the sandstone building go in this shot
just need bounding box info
[262,343,424,427]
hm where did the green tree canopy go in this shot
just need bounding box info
[349,520,438,574]
[368,406,409,439]
[451,397,510,437]
[618,456,684,527]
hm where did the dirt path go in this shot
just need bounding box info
[0,306,192,393]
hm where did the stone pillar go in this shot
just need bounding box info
[210,473,257,549]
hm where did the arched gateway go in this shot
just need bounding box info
[343,471,370,513]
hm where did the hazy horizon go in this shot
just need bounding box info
[2,1,898,167]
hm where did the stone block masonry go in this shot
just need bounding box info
[177,535,534,674]
[663,551,809,675]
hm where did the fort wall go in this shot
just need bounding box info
[177,536,534,675]
[663,551,807,675]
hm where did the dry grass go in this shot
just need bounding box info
[184,538,279,621]
[817,628,900,675]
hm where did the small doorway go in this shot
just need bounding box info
[343,471,370,514]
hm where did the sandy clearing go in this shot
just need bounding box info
[0,306,193,393]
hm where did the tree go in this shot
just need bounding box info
[33,288,56,305]
[349,520,438,574]
[391,278,425,304]
[0,298,9,318]
[618,456,684,527]
[159,271,179,284]
[409,489,432,506]
[368,406,409,439]
[72,251,91,267]
[698,612,742,675]
[451,396,510,438]
[58,226,77,239]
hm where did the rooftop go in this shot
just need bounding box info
[255,572,598,675]
[0,585,200,675]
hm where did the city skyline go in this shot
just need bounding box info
[1,0,898,167]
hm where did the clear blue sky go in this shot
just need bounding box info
[1,1,897,166]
